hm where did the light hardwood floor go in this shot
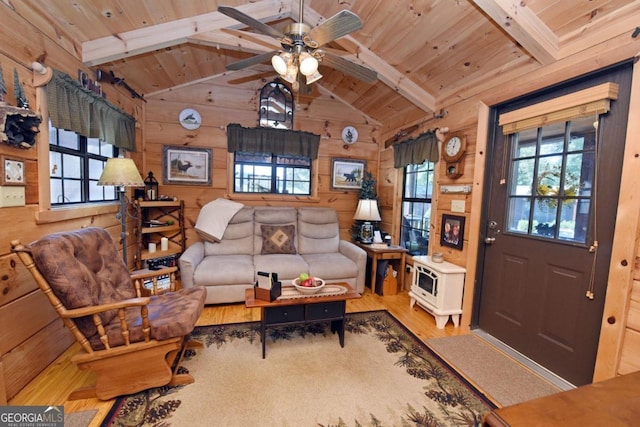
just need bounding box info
[10,289,465,426]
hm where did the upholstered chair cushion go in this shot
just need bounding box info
[30,227,206,350]
[30,227,135,338]
[88,287,206,350]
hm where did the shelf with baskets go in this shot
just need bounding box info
[134,200,185,270]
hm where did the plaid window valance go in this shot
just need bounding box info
[226,123,320,159]
[46,70,136,151]
[393,130,439,168]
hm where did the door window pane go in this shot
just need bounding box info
[506,117,596,245]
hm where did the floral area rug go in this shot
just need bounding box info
[101,310,494,426]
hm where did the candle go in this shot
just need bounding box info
[161,237,169,251]
[148,243,157,253]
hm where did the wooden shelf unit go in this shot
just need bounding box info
[134,200,185,270]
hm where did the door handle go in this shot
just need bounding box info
[484,237,496,244]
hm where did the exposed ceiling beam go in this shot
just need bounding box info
[471,0,558,65]
[82,0,290,66]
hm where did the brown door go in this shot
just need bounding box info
[476,63,632,386]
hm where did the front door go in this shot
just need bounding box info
[476,63,632,386]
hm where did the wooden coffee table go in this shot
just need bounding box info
[245,283,360,358]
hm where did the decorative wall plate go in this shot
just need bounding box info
[341,126,358,144]
[179,108,202,130]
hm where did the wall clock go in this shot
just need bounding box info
[341,126,358,144]
[179,108,202,130]
[442,132,466,179]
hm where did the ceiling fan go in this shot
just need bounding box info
[218,0,377,93]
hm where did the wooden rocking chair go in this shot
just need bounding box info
[11,227,207,401]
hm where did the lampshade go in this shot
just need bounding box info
[271,53,289,75]
[306,70,323,85]
[353,199,382,222]
[98,158,144,187]
[299,52,319,76]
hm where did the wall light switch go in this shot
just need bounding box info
[451,200,466,213]
[0,186,26,207]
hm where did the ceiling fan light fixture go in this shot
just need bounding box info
[282,62,298,84]
[306,70,323,85]
[299,52,319,76]
[271,53,289,75]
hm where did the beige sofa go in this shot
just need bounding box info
[179,206,367,304]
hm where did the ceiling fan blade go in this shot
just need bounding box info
[218,6,285,39]
[226,51,279,71]
[321,52,377,83]
[308,10,363,46]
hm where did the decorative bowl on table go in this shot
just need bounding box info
[292,277,326,295]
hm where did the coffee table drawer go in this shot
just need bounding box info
[265,305,305,324]
[307,301,345,320]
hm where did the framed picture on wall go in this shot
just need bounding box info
[441,214,465,250]
[331,158,366,191]
[162,145,212,185]
[0,156,25,186]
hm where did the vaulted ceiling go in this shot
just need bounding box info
[17,0,640,136]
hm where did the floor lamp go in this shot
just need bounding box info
[98,158,144,264]
[353,199,381,244]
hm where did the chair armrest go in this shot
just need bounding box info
[339,240,367,293]
[60,297,152,319]
[179,242,205,288]
[130,266,178,281]
[130,266,178,295]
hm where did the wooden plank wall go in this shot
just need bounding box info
[1,0,640,402]
[145,78,381,243]
[0,7,144,402]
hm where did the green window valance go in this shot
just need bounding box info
[46,70,136,151]
[226,123,320,159]
[393,130,439,168]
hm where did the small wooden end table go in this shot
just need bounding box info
[245,283,360,358]
[356,243,407,295]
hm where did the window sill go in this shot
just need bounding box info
[35,202,118,224]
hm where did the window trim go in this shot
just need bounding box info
[226,153,320,202]
[35,80,122,223]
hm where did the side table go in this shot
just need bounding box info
[356,243,407,295]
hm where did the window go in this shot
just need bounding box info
[234,152,311,194]
[506,116,595,244]
[49,121,117,205]
[401,161,434,255]
[259,80,293,129]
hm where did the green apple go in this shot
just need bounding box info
[299,272,310,282]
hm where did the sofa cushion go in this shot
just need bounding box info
[204,207,254,256]
[261,224,296,255]
[298,207,340,254]
[302,253,359,280]
[194,254,255,286]
[254,207,298,255]
[253,254,309,282]
[195,198,244,243]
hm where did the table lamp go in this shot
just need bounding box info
[354,199,381,244]
[98,157,145,263]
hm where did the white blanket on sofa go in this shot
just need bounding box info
[195,198,244,242]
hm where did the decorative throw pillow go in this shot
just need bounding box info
[261,224,296,255]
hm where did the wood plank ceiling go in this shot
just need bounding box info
[14,0,640,137]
